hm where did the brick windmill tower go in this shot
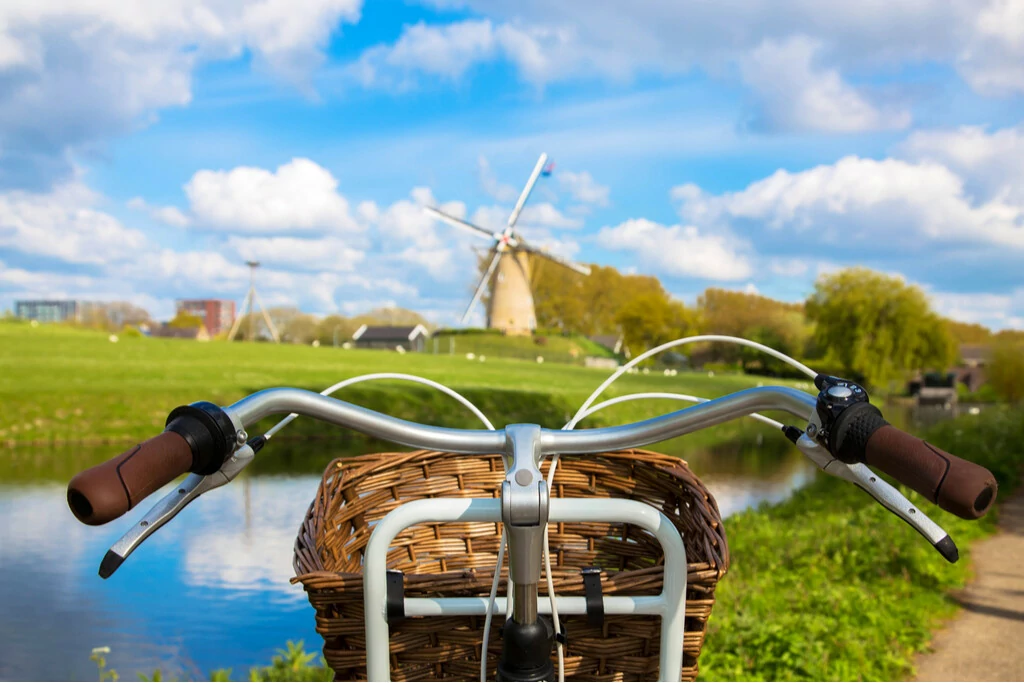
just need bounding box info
[424,154,590,335]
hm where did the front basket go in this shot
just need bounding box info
[292,449,729,681]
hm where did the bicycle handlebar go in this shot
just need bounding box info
[68,432,193,525]
[829,402,996,519]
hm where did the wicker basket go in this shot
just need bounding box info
[292,449,729,681]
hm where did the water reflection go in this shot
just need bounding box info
[0,440,816,681]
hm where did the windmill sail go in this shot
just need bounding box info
[424,152,591,334]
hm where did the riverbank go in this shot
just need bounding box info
[0,322,800,456]
[699,406,1023,681]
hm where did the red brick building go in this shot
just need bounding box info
[176,299,236,337]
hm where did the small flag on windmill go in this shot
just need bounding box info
[541,160,555,177]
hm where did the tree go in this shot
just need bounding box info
[615,294,697,357]
[989,340,1024,404]
[805,268,956,387]
[946,320,992,346]
[316,315,357,346]
[167,311,203,329]
[696,288,810,365]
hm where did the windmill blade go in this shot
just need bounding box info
[462,247,504,324]
[424,206,498,240]
[506,153,548,231]
[519,241,592,276]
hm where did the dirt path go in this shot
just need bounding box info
[915,489,1024,681]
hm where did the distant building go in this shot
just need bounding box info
[176,299,236,336]
[352,325,429,352]
[150,323,211,342]
[15,300,78,323]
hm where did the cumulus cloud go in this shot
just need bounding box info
[739,36,911,132]
[900,123,1024,203]
[558,170,610,207]
[673,155,1024,249]
[597,218,752,281]
[127,197,191,228]
[348,19,597,89]
[0,181,148,264]
[185,158,362,234]
[0,0,362,189]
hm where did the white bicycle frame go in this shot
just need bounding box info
[106,383,953,682]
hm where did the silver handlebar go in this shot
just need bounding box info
[100,383,955,576]
[225,385,818,453]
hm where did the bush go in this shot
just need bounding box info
[989,340,1024,404]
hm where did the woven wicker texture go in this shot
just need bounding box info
[292,449,729,681]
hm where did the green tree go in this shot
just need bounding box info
[315,314,356,346]
[946,319,992,346]
[615,293,697,357]
[167,311,204,329]
[805,268,956,388]
[989,340,1024,404]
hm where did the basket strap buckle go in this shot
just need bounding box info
[386,569,405,624]
[581,566,605,627]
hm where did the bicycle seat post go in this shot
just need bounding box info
[498,424,555,682]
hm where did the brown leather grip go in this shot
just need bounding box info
[67,431,193,525]
[864,425,997,520]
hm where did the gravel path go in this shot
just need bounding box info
[914,489,1024,681]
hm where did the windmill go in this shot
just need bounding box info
[424,153,591,336]
[227,260,281,343]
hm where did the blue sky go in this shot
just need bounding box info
[0,0,1022,328]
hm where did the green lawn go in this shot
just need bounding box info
[0,321,810,449]
[430,330,616,364]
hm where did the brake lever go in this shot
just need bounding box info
[97,440,258,578]
[793,433,959,563]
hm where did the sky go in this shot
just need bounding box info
[0,0,1022,329]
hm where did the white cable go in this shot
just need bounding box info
[542,389,785,682]
[263,372,495,438]
[573,334,816,429]
[542,335,816,682]
[566,392,784,431]
[481,532,508,682]
[258,372,503,681]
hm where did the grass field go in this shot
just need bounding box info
[430,330,616,364]
[0,321,808,451]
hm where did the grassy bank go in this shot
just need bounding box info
[700,406,1023,681]
[0,322,802,454]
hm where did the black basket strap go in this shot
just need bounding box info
[386,569,405,623]
[582,567,604,627]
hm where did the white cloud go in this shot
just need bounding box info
[739,36,911,133]
[0,0,362,188]
[597,218,752,281]
[127,197,191,227]
[0,182,148,264]
[673,155,1024,249]
[930,288,1024,330]
[185,158,362,234]
[350,20,497,88]
[477,156,518,202]
[558,170,610,207]
[900,124,1024,203]
[227,236,365,271]
[958,0,1024,95]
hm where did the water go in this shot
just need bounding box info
[0,439,818,681]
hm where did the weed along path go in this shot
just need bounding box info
[915,488,1024,682]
